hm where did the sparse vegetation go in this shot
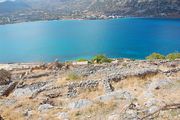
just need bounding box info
[66,73,80,80]
[91,54,111,64]
[122,63,128,67]
[76,58,88,62]
[146,52,180,60]
[70,100,116,117]
[166,53,180,60]
[146,53,166,60]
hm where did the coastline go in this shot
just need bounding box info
[0,16,180,26]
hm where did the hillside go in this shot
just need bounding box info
[0,59,180,120]
[0,0,180,24]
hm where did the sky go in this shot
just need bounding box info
[0,0,16,2]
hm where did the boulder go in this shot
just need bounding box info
[0,82,17,96]
[148,106,159,114]
[126,110,138,118]
[0,99,16,106]
[56,112,68,118]
[95,90,133,102]
[38,104,53,112]
[13,87,34,97]
[0,69,11,85]
[148,78,173,90]
[68,99,93,110]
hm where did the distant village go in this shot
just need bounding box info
[0,10,122,25]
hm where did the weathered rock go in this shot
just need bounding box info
[148,78,173,90]
[126,110,138,118]
[68,99,93,110]
[95,90,133,102]
[56,112,68,119]
[0,82,17,96]
[0,69,11,85]
[13,87,34,97]
[103,79,113,93]
[108,114,120,120]
[144,98,162,107]
[38,104,53,112]
[148,106,159,114]
[0,99,16,106]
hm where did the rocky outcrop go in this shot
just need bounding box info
[0,69,11,85]
[95,90,133,102]
[0,82,17,96]
[38,104,53,112]
[13,81,51,97]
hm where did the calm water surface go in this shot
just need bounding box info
[0,18,180,63]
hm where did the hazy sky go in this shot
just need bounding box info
[0,0,16,2]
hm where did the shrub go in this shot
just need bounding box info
[122,63,128,67]
[166,53,180,60]
[146,53,165,60]
[91,54,111,64]
[66,73,80,80]
[76,58,88,62]
[0,69,11,81]
[66,61,73,65]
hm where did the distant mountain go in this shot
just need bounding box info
[0,0,180,24]
[0,1,31,14]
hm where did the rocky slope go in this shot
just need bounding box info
[0,59,180,120]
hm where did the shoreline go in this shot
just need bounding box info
[0,16,180,26]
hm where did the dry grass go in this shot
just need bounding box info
[54,73,105,86]
[69,100,117,119]
[74,85,104,101]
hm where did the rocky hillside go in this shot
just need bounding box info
[89,0,180,17]
[0,0,180,24]
[0,59,180,120]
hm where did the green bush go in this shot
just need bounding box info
[146,53,165,60]
[166,53,180,60]
[91,54,111,64]
[122,63,128,67]
[66,73,80,80]
[76,58,88,62]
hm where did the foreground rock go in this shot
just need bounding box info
[95,90,133,102]
[38,104,54,112]
[0,59,179,120]
[0,82,17,96]
[68,99,93,110]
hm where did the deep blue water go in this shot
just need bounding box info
[0,18,180,63]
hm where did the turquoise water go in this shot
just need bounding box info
[0,18,180,63]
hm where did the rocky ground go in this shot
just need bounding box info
[0,59,180,120]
